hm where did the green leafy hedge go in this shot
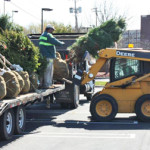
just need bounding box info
[0,30,47,75]
[0,14,47,76]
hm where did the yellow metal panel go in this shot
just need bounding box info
[117,101,136,113]
[117,101,131,113]
[142,78,150,81]
[122,89,143,101]
[140,81,150,94]
[99,48,150,62]
[130,101,136,113]
[81,58,107,85]
[105,76,141,89]
[101,87,143,113]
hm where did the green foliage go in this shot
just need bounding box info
[50,22,74,33]
[0,14,23,33]
[0,14,47,76]
[23,21,74,34]
[36,55,47,77]
[68,18,126,60]
[0,15,12,31]
[0,30,40,73]
[100,19,126,42]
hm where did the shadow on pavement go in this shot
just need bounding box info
[1,98,150,148]
[50,118,150,130]
[0,101,70,148]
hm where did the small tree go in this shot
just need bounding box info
[68,18,126,61]
[93,0,127,25]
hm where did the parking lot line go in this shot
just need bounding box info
[15,132,135,139]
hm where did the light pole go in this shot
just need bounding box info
[12,10,18,22]
[4,0,11,14]
[41,8,53,33]
[69,0,82,32]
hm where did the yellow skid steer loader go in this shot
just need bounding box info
[74,48,150,122]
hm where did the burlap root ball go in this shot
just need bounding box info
[18,71,30,94]
[54,52,69,80]
[3,71,20,98]
[0,76,7,99]
[12,71,25,93]
[29,73,39,92]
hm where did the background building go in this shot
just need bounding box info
[118,30,141,48]
[140,15,150,49]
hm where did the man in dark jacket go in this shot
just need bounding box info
[39,24,64,88]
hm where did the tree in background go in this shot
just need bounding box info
[23,21,75,35]
[91,0,127,27]
[0,14,23,33]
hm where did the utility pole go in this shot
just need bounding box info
[69,0,82,32]
[74,0,78,32]
[92,8,98,27]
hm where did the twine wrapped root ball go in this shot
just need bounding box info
[12,71,25,93]
[0,76,7,99]
[53,52,69,80]
[29,73,39,92]
[18,71,30,94]
[3,71,20,98]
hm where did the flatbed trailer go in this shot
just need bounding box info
[0,84,65,141]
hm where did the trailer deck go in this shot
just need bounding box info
[0,84,65,116]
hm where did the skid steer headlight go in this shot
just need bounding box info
[89,73,94,78]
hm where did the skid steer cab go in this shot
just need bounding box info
[74,48,150,122]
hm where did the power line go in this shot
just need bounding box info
[10,1,40,22]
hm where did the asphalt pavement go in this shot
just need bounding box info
[1,82,150,150]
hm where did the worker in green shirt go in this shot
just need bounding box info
[39,24,64,88]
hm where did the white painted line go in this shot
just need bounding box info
[15,133,135,139]
[22,132,134,136]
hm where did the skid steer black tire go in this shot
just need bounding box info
[135,94,150,122]
[90,94,118,122]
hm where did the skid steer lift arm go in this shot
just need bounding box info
[74,48,150,86]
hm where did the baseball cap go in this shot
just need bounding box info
[46,24,55,30]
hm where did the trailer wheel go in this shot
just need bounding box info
[0,109,15,140]
[70,84,80,109]
[135,94,150,122]
[90,94,118,122]
[14,106,26,134]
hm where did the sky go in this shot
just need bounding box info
[0,0,150,30]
